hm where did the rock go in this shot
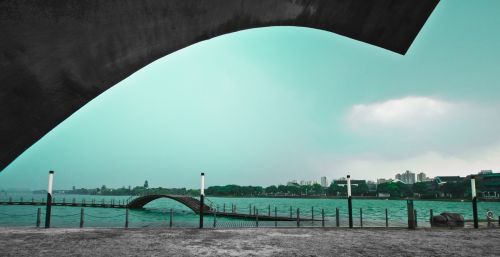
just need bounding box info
[431,212,465,227]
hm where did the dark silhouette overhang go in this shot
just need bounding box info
[0,0,439,171]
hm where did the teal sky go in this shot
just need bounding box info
[1,0,500,190]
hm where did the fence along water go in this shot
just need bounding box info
[2,195,498,229]
[1,172,498,228]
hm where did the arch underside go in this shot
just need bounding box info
[0,0,439,171]
[126,195,211,213]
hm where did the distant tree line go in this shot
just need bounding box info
[205,180,472,199]
[39,177,484,199]
[58,180,200,196]
[206,183,334,197]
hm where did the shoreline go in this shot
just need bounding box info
[10,193,500,202]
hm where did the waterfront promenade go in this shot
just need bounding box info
[1,227,498,256]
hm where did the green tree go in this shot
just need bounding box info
[352,182,369,196]
[441,181,466,198]
[327,183,346,196]
[377,182,401,197]
[277,185,288,194]
[412,182,428,195]
[311,183,323,195]
[265,185,278,194]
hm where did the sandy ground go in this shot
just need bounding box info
[0,227,499,257]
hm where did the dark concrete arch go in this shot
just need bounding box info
[0,0,439,171]
[126,194,211,213]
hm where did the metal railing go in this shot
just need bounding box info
[1,196,499,229]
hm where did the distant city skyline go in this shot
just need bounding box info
[1,168,497,191]
[1,1,500,189]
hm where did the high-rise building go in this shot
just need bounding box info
[299,180,314,186]
[377,178,389,184]
[395,170,416,184]
[417,172,427,182]
[320,176,329,188]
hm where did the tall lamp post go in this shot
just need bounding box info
[471,175,478,229]
[347,175,353,228]
[45,170,54,228]
[199,172,205,229]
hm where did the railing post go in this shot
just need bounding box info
[80,208,84,228]
[36,208,41,227]
[360,208,363,228]
[268,205,271,217]
[429,209,433,226]
[297,208,300,227]
[336,208,339,227]
[321,209,325,227]
[385,208,389,228]
[414,210,418,227]
[249,204,251,215]
[407,200,415,230]
[45,170,54,228]
[213,208,217,228]
[256,209,259,227]
[199,172,205,229]
[471,176,478,229]
[347,175,353,228]
[311,206,314,224]
[290,206,292,218]
[223,203,226,214]
[170,208,173,228]
[125,209,129,228]
[274,206,277,227]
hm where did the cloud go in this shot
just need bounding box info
[347,96,455,128]
[307,144,500,180]
[342,95,500,160]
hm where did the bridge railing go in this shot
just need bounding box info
[125,191,201,206]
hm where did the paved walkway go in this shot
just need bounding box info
[1,228,499,256]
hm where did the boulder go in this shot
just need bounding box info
[431,212,465,227]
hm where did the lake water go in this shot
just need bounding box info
[1,193,499,228]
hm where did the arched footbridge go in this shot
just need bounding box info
[127,194,316,221]
[127,194,212,214]
[0,194,317,221]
